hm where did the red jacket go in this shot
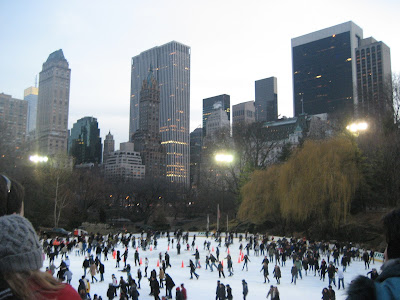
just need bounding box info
[181,286,187,300]
[40,284,81,300]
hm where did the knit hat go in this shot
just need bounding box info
[0,214,43,273]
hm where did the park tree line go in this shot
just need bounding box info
[235,74,400,238]
[1,75,399,237]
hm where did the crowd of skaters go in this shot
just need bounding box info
[38,229,381,299]
[2,175,400,300]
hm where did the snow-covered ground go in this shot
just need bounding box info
[42,234,381,299]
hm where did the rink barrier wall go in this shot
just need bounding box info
[374,252,384,262]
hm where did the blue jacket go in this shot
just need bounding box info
[347,259,400,300]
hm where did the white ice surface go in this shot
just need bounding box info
[43,234,380,300]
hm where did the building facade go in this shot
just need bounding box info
[24,86,38,135]
[68,116,102,165]
[36,49,71,156]
[205,108,230,139]
[292,21,363,117]
[232,100,255,127]
[104,142,145,181]
[255,77,278,122]
[0,93,28,146]
[263,115,311,163]
[202,94,230,137]
[189,127,202,188]
[356,38,392,119]
[129,41,190,186]
[133,69,166,180]
[103,131,115,164]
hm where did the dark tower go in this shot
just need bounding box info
[133,69,166,180]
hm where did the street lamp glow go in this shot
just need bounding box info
[29,155,49,163]
[215,154,234,163]
[346,122,368,133]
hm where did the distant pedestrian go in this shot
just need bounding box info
[291,264,298,285]
[242,279,248,300]
[189,260,199,279]
[180,284,187,300]
[273,265,281,284]
[242,255,251,271]
[267,285,280,300]
[218,261,225,278]
[226,284,233,300]
[176,287,183,300]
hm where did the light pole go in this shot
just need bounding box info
[214,152,234,232]
[29,155,49,163]
[346,121,368,136]
[29,155,63,228]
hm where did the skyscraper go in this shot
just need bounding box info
[103,131,115,164]
[190,127,202,188]
[205,108,230,139]
[202,94,230,137]
[356,38,392,119]
[292,21,363,117]
[24,86,38,135]
[232,101,255,127]
[0,93,28,146]
[133,69,166,180]
[255,77,278,122]
[129,41,190,186]
[68,116,102,165]
[36,49,71,156]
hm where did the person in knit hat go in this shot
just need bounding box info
[0,214,80,299]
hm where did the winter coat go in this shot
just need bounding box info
[273,266,281,278]
[347,258,400,300]
[181,286,187,300]
[242,282,248,296]
[327,264,336,279]
[165,274,175,289]
[107,286,114,299]
[226,286,233,300]
[294,260,302,271]
[131,287,140,300]
[261,263,269,276]
[291,265,298,275]
[90,264,97,276]
[151,278,160,296]
[159,268,165,281]
[218,263,224,272]
[64,270,73,281]
[176,289,183,300]
[218,284,226,299]
[82,259,90,268]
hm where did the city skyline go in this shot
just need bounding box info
[1,0,399,146]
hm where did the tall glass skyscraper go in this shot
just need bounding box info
[129,41,190,186]
[68,116,102,165]
[292,21,363,116]
[24,86,38,135]
[355,38,392,119]
[255,77,277,122]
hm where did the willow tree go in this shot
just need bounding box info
[238,137,363,229]
[238,166,281,224]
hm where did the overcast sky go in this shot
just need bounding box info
[1,0,399,147]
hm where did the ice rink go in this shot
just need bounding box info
[43,233,381,299]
